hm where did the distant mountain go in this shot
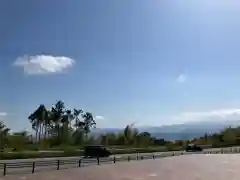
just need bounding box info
[140,120,240,140]
[91,120,240,140]
[91,128,122,134]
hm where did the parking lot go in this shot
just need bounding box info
[1,154,240,180]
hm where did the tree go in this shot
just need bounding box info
[49,100,66,143]
[100,134,108,146]
[72,130,84,145]
[7,130,30,150]
[123,124,132,145]
[0,121,10,150]
[73,109,83,128]
[27,100,97,147]
[28,104,48,141]
[81,112,96,137]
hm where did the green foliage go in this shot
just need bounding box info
[0,151,83,160]
[98,124,155,147]
[27,100,96,146]
[0,121,10,150]
[4,100,240,160]
[0,147,178,160]
[190,126,240,148]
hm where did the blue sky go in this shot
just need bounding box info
[2,0,240,131]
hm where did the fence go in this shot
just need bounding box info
[1,147,240,176]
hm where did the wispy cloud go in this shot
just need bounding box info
[171,108,240,122]
[13,54,75,75]
[176,74,187,83]
[95,116,104,120]
[0,112,7,116]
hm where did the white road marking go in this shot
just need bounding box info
[148,173,157,177]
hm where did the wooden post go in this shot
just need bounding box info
[57,160,60,170]
[3,163,6,176]
[32,162,35,173]
[97,157,100,165]
[78,159,81,167]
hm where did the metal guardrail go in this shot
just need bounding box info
[1,147,240,176]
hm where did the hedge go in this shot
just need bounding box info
[0,147,184,160]
[0,151,83,160]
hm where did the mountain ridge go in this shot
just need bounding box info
[92,120,240,140]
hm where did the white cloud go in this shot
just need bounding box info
[94,116,108,128]
[176,74,187,83]
[171,108,240,123]
[95,116,104,120]
[0,112,7,116]
[13,54,75,75]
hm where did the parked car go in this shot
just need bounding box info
[83,145,111,158]
[185,144,202,152]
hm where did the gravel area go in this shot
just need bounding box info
[1,154,240,180]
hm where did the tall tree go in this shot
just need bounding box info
[28,100,97,146]
[72,109,84,145]
[124,124,134,145]
[73,109,83,129]
[0,121,10,150]
[50,100,65,140]
[28,104,48,141]
[81,112,96,137]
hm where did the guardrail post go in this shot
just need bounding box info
[113,156,116,163]
[221,149,223,154]
[3,163,6,176]
[97,157,100,165]
[32,162,35,173]
[78,159,81,167]
[152,153,155,159]
[57,160,60,170]
[128,156,130,162]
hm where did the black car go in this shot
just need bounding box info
[83,145,111,158]
[185,144,202,152]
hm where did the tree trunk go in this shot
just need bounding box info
[44,125,47,139]
[35,130,38,143]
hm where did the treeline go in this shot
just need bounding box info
[0,101,168,151]
[2,100,240,152]
[1,100,96,151]
[94,124,169,147]
[0,121,167,151]
[191,126,240,148]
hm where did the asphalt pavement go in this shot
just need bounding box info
[1,146,240,176]
[2,154,240,180]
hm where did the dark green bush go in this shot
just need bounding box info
[0,146,186,160]
[0,151,83,160]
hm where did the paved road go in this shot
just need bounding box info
[1,154,240,180]
[1,146,235,163]
[1,146,240,176]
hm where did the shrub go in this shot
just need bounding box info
[0,147,183,160]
